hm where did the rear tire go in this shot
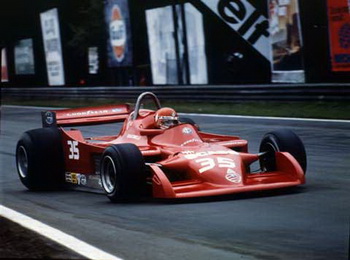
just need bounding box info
[259,129,307,174]
[100,143,146,202]
[16,128,64,190]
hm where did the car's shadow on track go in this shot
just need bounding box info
[71,185,309,205]
[12,185,308,206]
[11,184,309,207]
[147,186,308,205]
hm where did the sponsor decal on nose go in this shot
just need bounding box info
[225,168,242,183]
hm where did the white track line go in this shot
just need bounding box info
[3,105,349,123]
[179,113,350,123]
[0,205,122,260]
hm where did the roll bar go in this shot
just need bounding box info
[132,92,161,120]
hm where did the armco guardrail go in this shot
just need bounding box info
[2,84,350,102]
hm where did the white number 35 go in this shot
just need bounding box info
[195,157,235,173]
[67,140,79,160]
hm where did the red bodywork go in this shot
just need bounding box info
[46,102,305,199]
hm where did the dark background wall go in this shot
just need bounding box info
[1,0,349,87]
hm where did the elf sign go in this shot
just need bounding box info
[201,0,270,60]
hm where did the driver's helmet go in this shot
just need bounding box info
[154,107,179,129]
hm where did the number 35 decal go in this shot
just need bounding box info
[67,140,80,160]
[195,157,235,173]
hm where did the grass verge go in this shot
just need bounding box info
[2,98,350,120]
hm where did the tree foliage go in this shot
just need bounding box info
[68,0,106,55]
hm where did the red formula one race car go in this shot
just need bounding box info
[16,92,307,202]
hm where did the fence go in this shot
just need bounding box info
[2,83,350,102]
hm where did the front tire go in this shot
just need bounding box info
[259,129,307,174]
[16,128,64,190]
[100,143,146,202]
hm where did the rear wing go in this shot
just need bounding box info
[42,104,131,127]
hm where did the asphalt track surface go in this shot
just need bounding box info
[1,106,349,260]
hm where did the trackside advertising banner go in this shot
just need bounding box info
[201,0,271,60]
[88,47,99,74]
[104,0,133,67]
[1,48,9,82]
[14,39,35,75]
[184,4,208,84]
[268,0,305,83]
[146,6,177,84]
[328,0,350,71]
[146,4,208,85]
[40,8,65,86]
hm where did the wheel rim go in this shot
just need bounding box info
[264,142,277,153]
[17,146,29,178]
[101,156,117,193]
[260,142,277,171]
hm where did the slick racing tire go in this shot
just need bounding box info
[16,128,64,190]
[180,117,200,131]
[259,129,307,174]
[100,143,146,202]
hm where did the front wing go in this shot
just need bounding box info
[150,152,305,198]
